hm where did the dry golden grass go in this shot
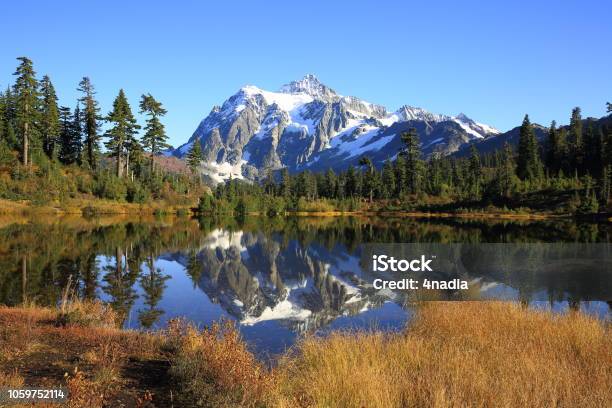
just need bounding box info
[274,302,611,408]
[56,298,119,329]
[1,302,609,407]
[0,303,169,407]
[168,319,275,407]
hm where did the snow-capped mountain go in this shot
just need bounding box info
[173,74,499,182]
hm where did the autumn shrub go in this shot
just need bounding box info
[56,299,118,329]
[168,319,275,407]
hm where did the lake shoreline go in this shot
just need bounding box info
[2,198,608,221]
[1,302,608,407]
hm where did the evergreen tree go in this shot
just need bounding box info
[394,155,407,197]
[13,57,40,166]
[516,114,543,182]
[497,142,516,198]
[281,168,292,199]
[77,77,101,170]
[39,75,60,159]
[71,105,83,163]
[345,165,358,197]
[186,141,203,173]
[400,128,424,194]
[569,107,584,172]
[1,87,17,149]
[545,121,558,172]
[59,106,75,164]
[381,160,396,198]
[139,93,169,174]
[105,89,140,178]
[324,168,337,198]
[556,128,569,175]
[358,156,375,202]
[125,129,144,180]
[468,144,482,197]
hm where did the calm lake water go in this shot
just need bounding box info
[0,215,610,357]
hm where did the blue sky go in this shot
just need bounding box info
[1,0,610,147]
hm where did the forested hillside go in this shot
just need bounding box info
[0,57,203,208]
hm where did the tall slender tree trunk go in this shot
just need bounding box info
[116,152,123,178]
[23,121,29,166]
[125,150,130,179]
[88,141,94,170]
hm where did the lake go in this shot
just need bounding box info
[0,215,610,357]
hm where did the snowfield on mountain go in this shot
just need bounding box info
[172,74,500,182]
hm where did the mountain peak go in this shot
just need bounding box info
[279,74,338,100]
[455,112,472,122]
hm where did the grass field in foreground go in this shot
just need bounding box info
[0,301,609,407]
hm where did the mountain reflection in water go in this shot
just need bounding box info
[0,216,609,356]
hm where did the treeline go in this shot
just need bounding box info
[201,105,612,216]
[0,57,199,204]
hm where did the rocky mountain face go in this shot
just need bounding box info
[172,74,500,182]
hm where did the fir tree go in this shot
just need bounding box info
[381,160,396,198]
[394,155,407,197]
[545,121,558,172]
[186,141,203,173]
[139,93,169,174]
[71,105,83,163]
[358,156,375,202]
[569,107,583,171]
[400,128,424,194]
[468,144,482,197]
[345,165,358,197]
[13,57,40,166]
[105,89,140,178]
[77,77,101,170]
[324,168,337,198]
[497,142,516,198]
[59,106,74,163]
[281,168,292,199]
[2,87,17,148]
[516,114,543,182]
[0,90,6,143]
[39,75,60,159]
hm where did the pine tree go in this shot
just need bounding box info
[345,165,358,197]
[516,114,543,182]
[125,130,144,180]
[394,155,407,197]
[0,90,6,143]
[468,144,482,198]
[569,107,584,172]
[59,106,74,163]
[281,168,292,199]
[324,168,337,198]
[71,105,83,163]
[105,89,140,178]
[545,121,558,172]
[2,87,17,148]
[39,75,60,159]
[186,141,203,173]
[358,156,375,202]
[139,93,169,174]
[401,128,424,194]
[497,142,516,198]
[381,160,396,198]
[13,57,40,166]
[77,77,101,170]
